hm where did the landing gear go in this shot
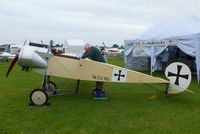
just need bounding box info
[41,75,57,96]
[45,81,57,96]
[29,74,53,106]
[29,89,48,106]
[29,73,80,105]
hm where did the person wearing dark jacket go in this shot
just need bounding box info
[81,43,106,99]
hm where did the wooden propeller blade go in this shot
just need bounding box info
[6,54,19,77]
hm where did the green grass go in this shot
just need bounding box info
[0,60,200,134]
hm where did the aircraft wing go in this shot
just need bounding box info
[47,56,169,84]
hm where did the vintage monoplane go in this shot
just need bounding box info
[6,42,192,105]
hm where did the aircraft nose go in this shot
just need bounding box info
[18,46,48,69]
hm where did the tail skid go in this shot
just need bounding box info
[185,89,196,94]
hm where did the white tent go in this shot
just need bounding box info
[124,16,200,83]
[63,39,85,57]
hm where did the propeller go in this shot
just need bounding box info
[6,39,28,77]
[6,54,19,77]
[23,39,27,46]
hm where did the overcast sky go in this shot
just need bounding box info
[0,0,200,46]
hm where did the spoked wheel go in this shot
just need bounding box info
[30,89,48,106]
[45,81,57,96]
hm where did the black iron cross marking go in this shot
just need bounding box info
[167,65,189,85]
[114,70,125,81]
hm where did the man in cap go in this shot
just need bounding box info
[81,43,106,99]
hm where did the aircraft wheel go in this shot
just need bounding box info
[30,89,48,106]
[45,81,57,96]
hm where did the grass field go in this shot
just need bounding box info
[0,60,200,134]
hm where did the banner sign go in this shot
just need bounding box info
[133,40,177,46]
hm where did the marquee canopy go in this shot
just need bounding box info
[124,16,200,83]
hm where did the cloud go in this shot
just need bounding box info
[0,0,200,45]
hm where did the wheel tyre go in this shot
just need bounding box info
[30,89,48,106]
[45,81,57,96]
